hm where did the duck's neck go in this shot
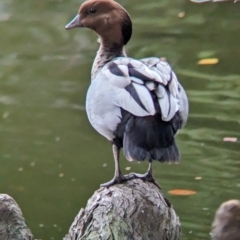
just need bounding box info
[91,39,126,80]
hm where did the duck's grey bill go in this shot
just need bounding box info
[65,15,81,30]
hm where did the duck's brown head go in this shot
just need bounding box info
[65,0,132,46]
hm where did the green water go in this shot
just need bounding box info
[1,0,240,239]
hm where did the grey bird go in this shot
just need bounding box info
[65,0,189,187]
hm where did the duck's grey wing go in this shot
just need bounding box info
[103,57,188,128]
[140,57,188,127]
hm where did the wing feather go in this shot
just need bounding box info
[158,93,169,120]
[155,84,166,98]
[112,86,150,117]
[103,57,188,128]
[131,82,155,115]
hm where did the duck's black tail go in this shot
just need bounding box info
[121,113,180,163]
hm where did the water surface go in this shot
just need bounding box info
[0,0,240,239]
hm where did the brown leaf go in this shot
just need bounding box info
[197,58,219,65]
[223,137,237,142]
[168,189,196,196]
[178,12,185,18]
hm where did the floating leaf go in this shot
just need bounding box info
[168,189,196,196]
[2,111,9,119]
[197,58,219,65]
[223,137,237,142]
[178,12,185,18]
[160,57,167,61]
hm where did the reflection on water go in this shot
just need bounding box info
[0,0,240,239]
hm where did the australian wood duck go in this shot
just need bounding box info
[65,0,189,187]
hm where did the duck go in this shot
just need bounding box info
[65,0,189,187]
[211,200,240,240]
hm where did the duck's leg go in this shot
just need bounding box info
[100,144,125,187]
[124,161,161,189]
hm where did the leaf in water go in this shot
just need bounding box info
[59,173,64,177]
[223,137,237,142]
[197,58,219,65]
[160,57,167,61]
[195,176,202,180]
[178,12,185,18]
[168,189,197,195]
[2,111,9,119]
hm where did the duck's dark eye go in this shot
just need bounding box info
[89,8,96,14]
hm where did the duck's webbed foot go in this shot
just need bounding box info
[124,162,161,189]
[124,172,161,189]
[100,174,126,188]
